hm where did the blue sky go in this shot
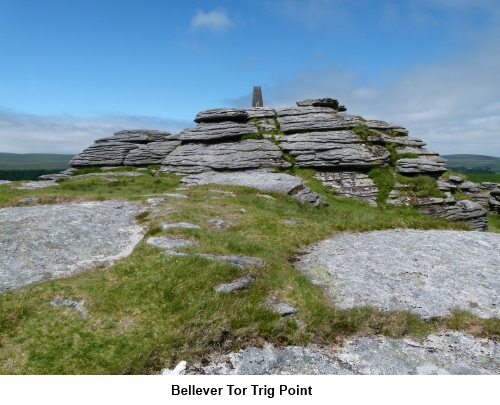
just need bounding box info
[1,0,499,156]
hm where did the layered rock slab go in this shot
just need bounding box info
[190,332,500,375]
[295,229,500,318]
[177,122,257,141]
[160,140,290,174]
[0,201,143,292]
[180,169,323,206]
[277,131,390,168]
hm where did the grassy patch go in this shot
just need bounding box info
[369,167,396,205]
[396,174,446,199]
[465,173,500,184]
[487,214,500,233]
[0,168,483,374]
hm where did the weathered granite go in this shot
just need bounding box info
[69,142,140,167]
[315,172,379,206]
[244,107,275,119]
[296,98,346,111]
[277,112,361,133]
[0,201,143,292]
[278,131,390,168]
[181,170,323,207]
[16,180,60,189]
[94,129,173,144]
[380,134,426,147]
[194,108,249,123]
[295,229,500,318]
[275,106,336,117]
[160,140,289,174]
[395,157,447,175]
[162,222,201,230]
[177,122,257,142]
[215,276,255,293]
[488,188,500,214]
[146,237,197,249]
[417,199,488,231]
[188,332,500,375]
[123,141,179,165]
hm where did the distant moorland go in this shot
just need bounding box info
[0,152,74,181]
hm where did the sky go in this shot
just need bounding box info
[0,0,499,156]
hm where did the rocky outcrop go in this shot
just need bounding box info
[160,140,290,174]
[70,129,177,167]
[65,97,491,225]
[490,188,500,214]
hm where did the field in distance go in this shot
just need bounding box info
[0,152,75,170]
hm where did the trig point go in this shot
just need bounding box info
[252,86,263,107]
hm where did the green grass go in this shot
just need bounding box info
[396,173,446,199]
[368,167,395,205]
[488,214,500,233]
[0,167,495,374]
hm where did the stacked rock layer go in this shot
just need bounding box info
[67,99,494,230]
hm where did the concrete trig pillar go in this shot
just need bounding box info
[252,86,263,107]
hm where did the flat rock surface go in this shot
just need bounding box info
[190,332,500,374]
[0,201,143,292]
[181,169,304,193]
[295,229,500,318]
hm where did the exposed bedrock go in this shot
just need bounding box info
[123,141,180,165]
[490,188,500,214]
[417,199,488,231]
[194,108,249,123]
[395,157,447,175]
[315,172,379,206]
[94,129,174,144]
[181,169,324,207]
[160,140,290,174]
[69,142,140,167]
[277,111,361,133]
[295,229,500,318]
[277,131,390,169]
[69,129,177,167]
[177,121,257,142]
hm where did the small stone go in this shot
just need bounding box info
[210,219,231,229]
[197,254,264,269]
[0,180,12,185]
[163,193,189,198]
[256,194,275,200]
[16,180,59,189]
[51,298,88,319]
[146,198,166,206]
[146,237,197,249]
[240,209,247,213]
[19,197,37,203]
[215,276,255,293]
[122,319,133,325]
[162,222,201,230]
[282,219,302,225]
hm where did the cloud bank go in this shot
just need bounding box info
[0,109,192,154]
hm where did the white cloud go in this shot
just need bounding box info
[226,30,500,156]
[190,9,235,32]
[0,109,192,154]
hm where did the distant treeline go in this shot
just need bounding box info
[447,166,498,174]
[0,169,67,181]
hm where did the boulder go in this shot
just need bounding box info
[194,108,249,123]
[215,276,255,293]
[296,97,346,111]
[177,121,258,142]
[489,188,500,214]
[160,140,289,174]
[181,169,324,207]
